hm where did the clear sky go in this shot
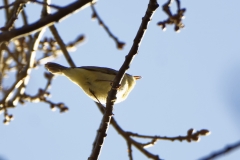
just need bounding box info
[0,0,240,160]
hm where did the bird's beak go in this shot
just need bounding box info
[133,76,142,80]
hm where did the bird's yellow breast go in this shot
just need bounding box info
[62,68,136,104]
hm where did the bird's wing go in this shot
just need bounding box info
[79,66,118,75]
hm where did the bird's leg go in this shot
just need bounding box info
[89,88,104,106]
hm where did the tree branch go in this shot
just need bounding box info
[199,140,240,160]
[0,0,92,44]
[89,0,159,159]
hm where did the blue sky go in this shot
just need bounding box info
[0,0,240,160]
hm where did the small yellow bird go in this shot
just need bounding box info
[45,62,141,104]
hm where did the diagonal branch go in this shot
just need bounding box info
[89,0,159,159]
[0,0,93,45]
[42,0,76,67]
[199,140,240,160]
[49,25,76,67]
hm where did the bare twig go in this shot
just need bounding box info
[128,128,210,142]
[0,46,3,93]
[21,8,29,26]
[139,138,158,148]
[0,1,15,10]
[1,0,28,31]
[29,0,62,10]
[1,43,22,66]
[127,141,133,160]
[37,35,84,64]
[21,72,68,113]
[42,0,76,67]
[0,0,61,10]
[49,25,76,67]
[3,0,11,20]
[157,0,186,32]
[199,140,240,160]
[91,3,125,49]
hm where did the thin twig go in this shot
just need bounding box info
[91,3,125,49]
[0,1,15,10]
[49,25,76,67]
[2,0,28,31]
[0,0,61,10]
[0,47,4,94]
[29,0,62,10]
[139,138,158,148]
[3,0,11,20]
[127,128,210,142]
[199,140,240,160]
[37,35,84,65]
[127,141,133,160]
[42,0,76,67]
[157,0,186,32]
[21,8,28,26]
[20,72,68,113]
[1,43,22,66]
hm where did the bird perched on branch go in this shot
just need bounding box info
[45,62,141,104]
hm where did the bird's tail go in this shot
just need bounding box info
[45,62,68,75]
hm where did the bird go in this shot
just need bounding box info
[45,62,141,104]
